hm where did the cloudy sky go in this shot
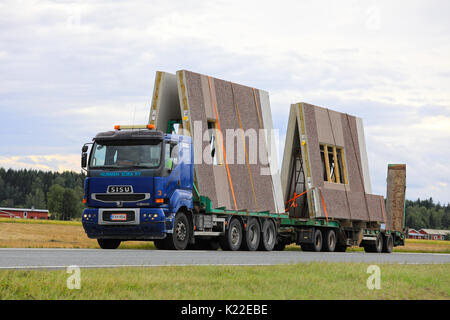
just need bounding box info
[0,0,449,203]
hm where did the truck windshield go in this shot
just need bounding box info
[89,140,162,169]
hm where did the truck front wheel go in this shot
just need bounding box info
[97,239,121,249]
[166,212,190,250]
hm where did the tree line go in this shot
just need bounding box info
[405,198,450,231]
[0,168,85,220]
[0,168,449,228]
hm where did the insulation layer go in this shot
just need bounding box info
[149,71,180,133]
[281,102,386,222]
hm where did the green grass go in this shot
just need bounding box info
[1,218,449,252]
[0,263,448,300]
[0,217,81,226]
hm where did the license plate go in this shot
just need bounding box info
[110,214,127,221]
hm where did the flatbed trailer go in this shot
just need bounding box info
[191,194,405,253]
[277,217,405,253]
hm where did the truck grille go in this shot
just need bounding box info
[92,193,150,202]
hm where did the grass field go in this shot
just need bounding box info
[0,218,154,249]
[0,263,448,299]
[0,218,449,252]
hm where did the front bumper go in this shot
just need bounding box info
[82,208,171,240]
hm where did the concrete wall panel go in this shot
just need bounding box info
[281,102,384,222]
[173,70,280,213]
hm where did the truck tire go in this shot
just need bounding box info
[154,239,167,250]
[97,239,121,249]
[166,212,190,250]
[242,218,261,251]
[302,229,323,252]
[323,229,337,252]
[363,233,383,253]
[312,229,323,252]
[219,218,242,251]
[258,219,277,251]
[382,234,394,253]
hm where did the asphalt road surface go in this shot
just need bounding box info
[0,248,449,269]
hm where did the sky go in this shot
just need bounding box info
[0,0,449,203]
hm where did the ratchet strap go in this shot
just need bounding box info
[285,187,329,223]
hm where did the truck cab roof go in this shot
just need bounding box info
[93,129,191,144]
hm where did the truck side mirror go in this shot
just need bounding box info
[165,158,173,171]
[81,153,88,168]
[82,145,89,153]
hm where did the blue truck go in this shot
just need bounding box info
[81,124,405,252]
[81,124,280,250]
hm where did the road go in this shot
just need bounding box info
[0,248,449,269]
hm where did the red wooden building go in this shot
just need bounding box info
[407,228,426,239]
[419,229,450,240]
[0,207,49,220]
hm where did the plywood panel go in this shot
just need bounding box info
[366,194,385,223]
[321,188,350,219]
[328,110,345,147]
[315,106,335,145]
[386,164,406,231]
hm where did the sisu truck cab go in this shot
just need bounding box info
[81,124,195,249]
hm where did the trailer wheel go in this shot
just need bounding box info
[323,229,337,252]
[219,218,242,251]
[258,219,277,251]
[242,218,261,251]
[301,230,322,252]
[363,233,383,253]
[97,239,121,249]
[382,234,394,253]
[312,229,323,252]
[166,211,190,250]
